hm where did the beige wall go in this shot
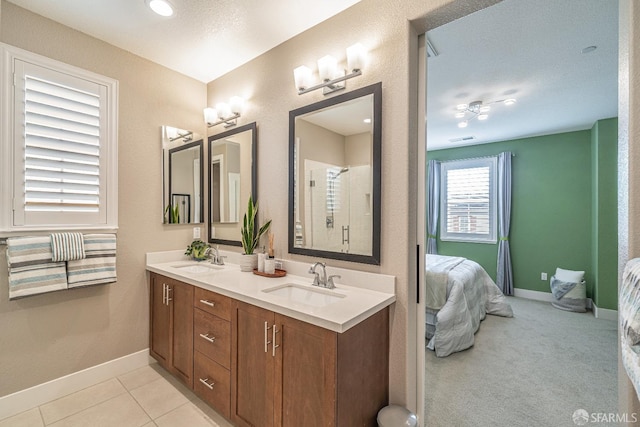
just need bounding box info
[0,1,206,397]
[204,0,496,408]
[619,0,640,417]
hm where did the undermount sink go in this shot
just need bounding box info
[262,283,346,307]
[172,263,225,274]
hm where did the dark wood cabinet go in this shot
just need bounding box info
[150,271,389,427]
[149,273,194,388]
[231,300,389,427]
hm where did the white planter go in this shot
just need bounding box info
[240,253,258,272]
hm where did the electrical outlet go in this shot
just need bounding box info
[193,227,201,239]
[541,272,548,281]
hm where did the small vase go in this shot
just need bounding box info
[240,253,258,272]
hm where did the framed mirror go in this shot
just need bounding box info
[288,83,381,264]
[162,126,204,224]
[208,122,257,246]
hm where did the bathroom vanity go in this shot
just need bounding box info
[146,250,395,427]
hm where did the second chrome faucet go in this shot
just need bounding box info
[308,262,340,289]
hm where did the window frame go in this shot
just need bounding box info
[0,43,118,235]
[439,156,498,244]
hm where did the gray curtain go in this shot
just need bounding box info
[427,160,440,254]
[496,152,513,295]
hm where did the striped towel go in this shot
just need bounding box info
[621,258,640,400]
[67,234,117,288]
[6,236,68,299]
[50,233,86,262]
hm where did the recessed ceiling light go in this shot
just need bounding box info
[146,0,174,17]
[581,45,597,54]
[363,118,372,124]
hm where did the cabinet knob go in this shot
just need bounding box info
[199,377,215,390]
[199,333,216,343]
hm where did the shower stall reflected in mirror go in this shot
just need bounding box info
[301,161,372,255]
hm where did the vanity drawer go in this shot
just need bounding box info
[194,308,230,369]
[194,351,230,419]
[194,287,231,321]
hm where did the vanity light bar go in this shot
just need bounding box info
[204,96,244,128]
[294,43,368,96]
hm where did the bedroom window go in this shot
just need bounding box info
[0,43,118,233]
[440,157,497,243]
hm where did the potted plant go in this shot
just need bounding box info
[240,197,272,272]
[185,239,210,261]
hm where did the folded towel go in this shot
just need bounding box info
[67,234,116,288]
[6,236,68,299]
[50,232,86,262]
[621,258,640,400]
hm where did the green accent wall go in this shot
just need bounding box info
[427,118,618,310]
[591,118,618,310]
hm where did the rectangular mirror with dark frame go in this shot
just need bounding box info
[288,82,382,264]
[162,126,204,225]
[208,122,257,247]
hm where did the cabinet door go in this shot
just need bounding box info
[149,274,170,366]
[170,280,194,387]
[275,314,337,427]
[232,301,275,427]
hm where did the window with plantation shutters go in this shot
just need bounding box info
[440,157,497,243]
[1,44,117,232]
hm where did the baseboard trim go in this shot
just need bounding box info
[592,302,619,321]
[513,289,618,320]
[0,349,152,421]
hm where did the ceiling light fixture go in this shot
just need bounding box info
[146,0,174,17]
[454,98,516,128]
[293,43,368,95]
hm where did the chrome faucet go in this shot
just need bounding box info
[209,245,226,265]
[309,262,327,287]
[308,262,340,289]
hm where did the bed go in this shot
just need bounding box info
[426,254,513,357]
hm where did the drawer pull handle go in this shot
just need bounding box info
[264,321,272,353]
[199,299,215,307]
[199,333,216,343]
[199,378,215,390]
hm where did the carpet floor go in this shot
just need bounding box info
[424,296,618,427]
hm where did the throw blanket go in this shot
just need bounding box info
[67,234,117,288]
[6,236,68,299]
[550,276,578,300]
[425,255,465,310]
[621,258,640,400]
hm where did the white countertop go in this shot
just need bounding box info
[146,250,396,333]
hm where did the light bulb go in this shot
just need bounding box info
[229,96,244,115]
[317,55,338,82]
[504,98,517,106]
[478,114,489,121]
[455,112,465,119]
[458,121,468,128]
[347,43,367,72]
[147,0,174,17]
[293,65,312,90]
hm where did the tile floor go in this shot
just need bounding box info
[0,363,234,427]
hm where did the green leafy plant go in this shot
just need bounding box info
[241,197,272,255]
[185,239,210,260]
[164,204,180,224]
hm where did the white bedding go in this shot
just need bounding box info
[426,254,513,357]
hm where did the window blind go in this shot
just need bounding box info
[24,75,101,213]
[445,166,490,235]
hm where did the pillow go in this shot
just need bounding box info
[555,267,585,284]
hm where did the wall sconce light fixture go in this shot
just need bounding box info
[204,96,245,128]
[165,126,193,142]
[293,43,367,96]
